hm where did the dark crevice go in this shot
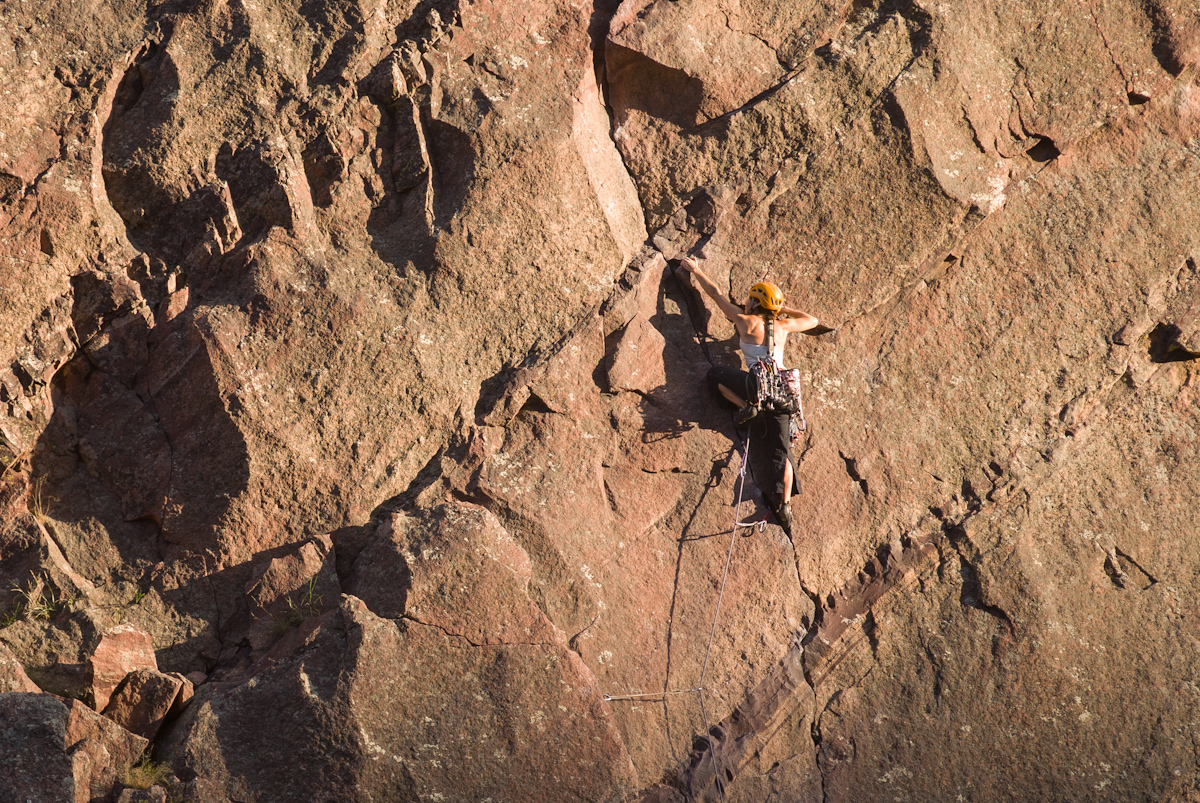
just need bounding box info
[1143,0,1186,76]
[947,531,1015,645]
[838,451,869,497]
[1026,136,1060,163]
[515,391,554,420]
[1105,547,1158,590]
[681,68,804,135]
[1102,550,1127,589]
[367,442,453,521]
[1087,8,1132,89]
[1147,322,1200,363]
[1116,548,1158,588]
[400,613,558,650]
[954,549,983,608]
[567,612,601,654]
[797,581,823,635]
[1128,91,1151,105]
[602,478,619,513]
[959,478,982,513]
[862,610,879,658]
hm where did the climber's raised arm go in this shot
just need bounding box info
[778,305,819,333]
[680,256,743,323]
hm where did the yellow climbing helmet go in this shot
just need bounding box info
[748,281,784,313]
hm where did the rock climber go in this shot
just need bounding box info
[680,255,820,534]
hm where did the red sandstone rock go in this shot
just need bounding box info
[169,671,195,716]
[90,624,157,711]
[3,0,1200,800]
[351,501,564,646]
[162,596,637,802]
[0,641,39,693]
[608,313,669,393]
[0,693,147,803]
[102,667,185,740]
[245,536,339,651]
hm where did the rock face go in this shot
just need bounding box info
[103,667,187,740]
[2,0,1200,800]
[90,624,158,711]
[0,642,40,693]
[162,595,636,802]
[0,693,148,803]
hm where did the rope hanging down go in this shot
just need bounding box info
[604,436,754,803]
[697,434,752,801]
[601,255,779,802]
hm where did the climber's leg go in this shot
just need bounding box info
[718,383,746,407]
[707,366,752,409]
[765,411,792,500]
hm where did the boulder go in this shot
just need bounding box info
[244,537,339,651]
[102,667,186,740]
[608,314,668,394]
[0,642,39,693]
[350,502,563,646]
[117,787,168,803]
[0,693,147,803]
[1,606,104,701]
[90,624,157,711]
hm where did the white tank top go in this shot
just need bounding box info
[739,336,785,367]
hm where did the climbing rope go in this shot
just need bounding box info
[697,434,753,801]
[599,257,777,802]
[603,434,754,803]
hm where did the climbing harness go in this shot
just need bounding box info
[747,318,804,418]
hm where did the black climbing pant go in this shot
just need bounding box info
[706,365,800,499]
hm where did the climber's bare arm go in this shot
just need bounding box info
[680,256,743,323]
[778,307,819,333]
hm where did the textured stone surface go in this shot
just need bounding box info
[103,667,186,741]
[0,642,39,693]
[3,0,1200,799]
[0,605,104,701]
[161,596,637,803]
[0,693,148,803]
[117,787,169,803]
[91,624,158,711]
[244,536,339,651]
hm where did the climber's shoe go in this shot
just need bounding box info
[768,494,793,536]
[734,404,758,427]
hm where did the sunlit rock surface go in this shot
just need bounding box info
[2,0,1199,799]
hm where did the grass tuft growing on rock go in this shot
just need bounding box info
[27,476,49,524]
[123,756,173,790]
[4,574,79,626]
[274,575,325,634]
